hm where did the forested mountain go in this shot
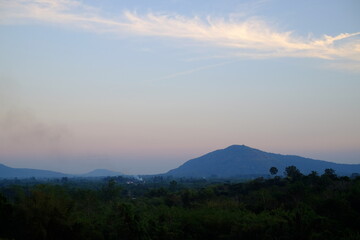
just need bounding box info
[0,163,68,179]
[167,145,360,178]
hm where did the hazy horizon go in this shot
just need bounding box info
[1,145,360,175]
[1,0,359,175]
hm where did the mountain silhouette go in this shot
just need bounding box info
[81,169,123,177]
[0,164,123,179]
[166,145,360,178]
[0,163,68,179]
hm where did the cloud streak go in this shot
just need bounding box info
[1,0,359,62]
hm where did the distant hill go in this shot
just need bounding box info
[166,145,360,178]
[0,163,124,179]
[0,163,68,179]
[81,169,123,177]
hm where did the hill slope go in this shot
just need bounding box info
[81,169,123,177]
[0,164,124,179]
[0,163,68,179]
[166,145,360,178]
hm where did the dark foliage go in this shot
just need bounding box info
[0,168,360,240]
[269,167,278,175]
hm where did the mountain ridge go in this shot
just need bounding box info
[2,145,360,178]
[0,164,123,179]
[166,145,360,177]
[0,163,69,179]
[81,169,123,177]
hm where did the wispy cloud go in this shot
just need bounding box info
[1,0,359,63]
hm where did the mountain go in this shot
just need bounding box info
[81,169,123,177]
[166,145,360,178]
[0,163,68,179]
[0,164,124,179]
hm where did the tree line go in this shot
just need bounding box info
[0,166,360,240]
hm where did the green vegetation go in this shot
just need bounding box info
[1,168,360,240]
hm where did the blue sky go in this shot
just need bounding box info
[0,0,359,174]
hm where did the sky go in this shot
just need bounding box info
[0,0,359,174]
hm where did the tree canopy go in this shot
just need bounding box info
[0,168,359,240]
